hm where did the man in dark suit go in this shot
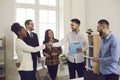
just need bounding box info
[23,19,41,80]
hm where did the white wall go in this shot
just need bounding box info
[59,0,86,53]
[62,0,86,35]
[71,0,86,31]
[0,0,19,80]
[86,0,120,37]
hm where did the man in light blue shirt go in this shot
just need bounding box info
[94,19,120,80]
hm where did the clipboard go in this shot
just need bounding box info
[69,42,83,54]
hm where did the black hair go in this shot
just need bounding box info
[11,23,22,36]
[43,29,54,43]
[24,19,32,27]
[71,18,80,25]
[98,19,109,26]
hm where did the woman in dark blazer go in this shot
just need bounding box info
[43,29,62,80]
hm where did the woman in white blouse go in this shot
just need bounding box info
[11,23,47,80]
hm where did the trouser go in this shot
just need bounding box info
[32,59,37,80]
[67,60,85,79]
[47,64,58,80]
[101,73,119,80]
[19,71,34,80]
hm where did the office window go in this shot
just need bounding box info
[39,9,56,44]
[16,8,35,26]
[15,0,58,58]
[16,0,35,4]
[39,0,56,6]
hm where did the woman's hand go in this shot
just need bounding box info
[45,43,52,49]
[44,53,50,58]
[51,52,57,56]
[16,63,20,67]
[38,58,41,63]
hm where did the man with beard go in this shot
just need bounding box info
[94,19,120,80]
[23,19,41,80]
[51,18,89,79]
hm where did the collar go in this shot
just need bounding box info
[72,31,80,35]
[102,32,112,41]
[27,30,32,35]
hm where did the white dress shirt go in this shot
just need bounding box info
[15,38,45,71]
[27,30,33,37]
[53,31,89,63]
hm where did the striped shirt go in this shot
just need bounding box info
[53,31,89,63]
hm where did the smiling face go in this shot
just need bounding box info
[70,22,80,32]
[97,19,110,37]
[26,21,34,31]
[18,27,27,38]
[97,23,109,37]
[48,30,54,39]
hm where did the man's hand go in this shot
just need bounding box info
[16,63,20,67]
[38,58,41,63]
[45,43,50,47]
[45,43,52,49]
[44,53,50,58]
[93,57,99,62]
[51,52,57,56]
[76,48,82,52]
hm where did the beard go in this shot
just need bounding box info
[99,31,103,37]
[71,28,77,32]
[30,28,34,31]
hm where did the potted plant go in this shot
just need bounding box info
[86,29,93,35]
[59,54,67,65]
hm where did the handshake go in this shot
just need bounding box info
[45,42,53,48]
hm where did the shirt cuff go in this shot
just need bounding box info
[39,44,45,50]
[16,59,20,63]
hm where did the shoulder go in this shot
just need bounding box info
[32,32,38,36]
[110,33,117,41]
[32,32,39,39]
[54,39,59,42]
[65,32,73,37]
[110,33,119,46]
[16,38,22,42]
[16,38,25,46]
[80,31,87,36]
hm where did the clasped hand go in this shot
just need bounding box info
[45,42,53,48]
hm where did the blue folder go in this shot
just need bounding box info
[69,42,83,54]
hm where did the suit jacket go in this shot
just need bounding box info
[23,32,41,71]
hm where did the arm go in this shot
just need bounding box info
[57,47,62,55]
[99,39,120,65]
[53,35,68,47]
[52,40,62,56]
[16,39,45,53]
[82,34,89,52]
[42,41,51,57]
[16,49,22,63]
[35,34,41,58]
